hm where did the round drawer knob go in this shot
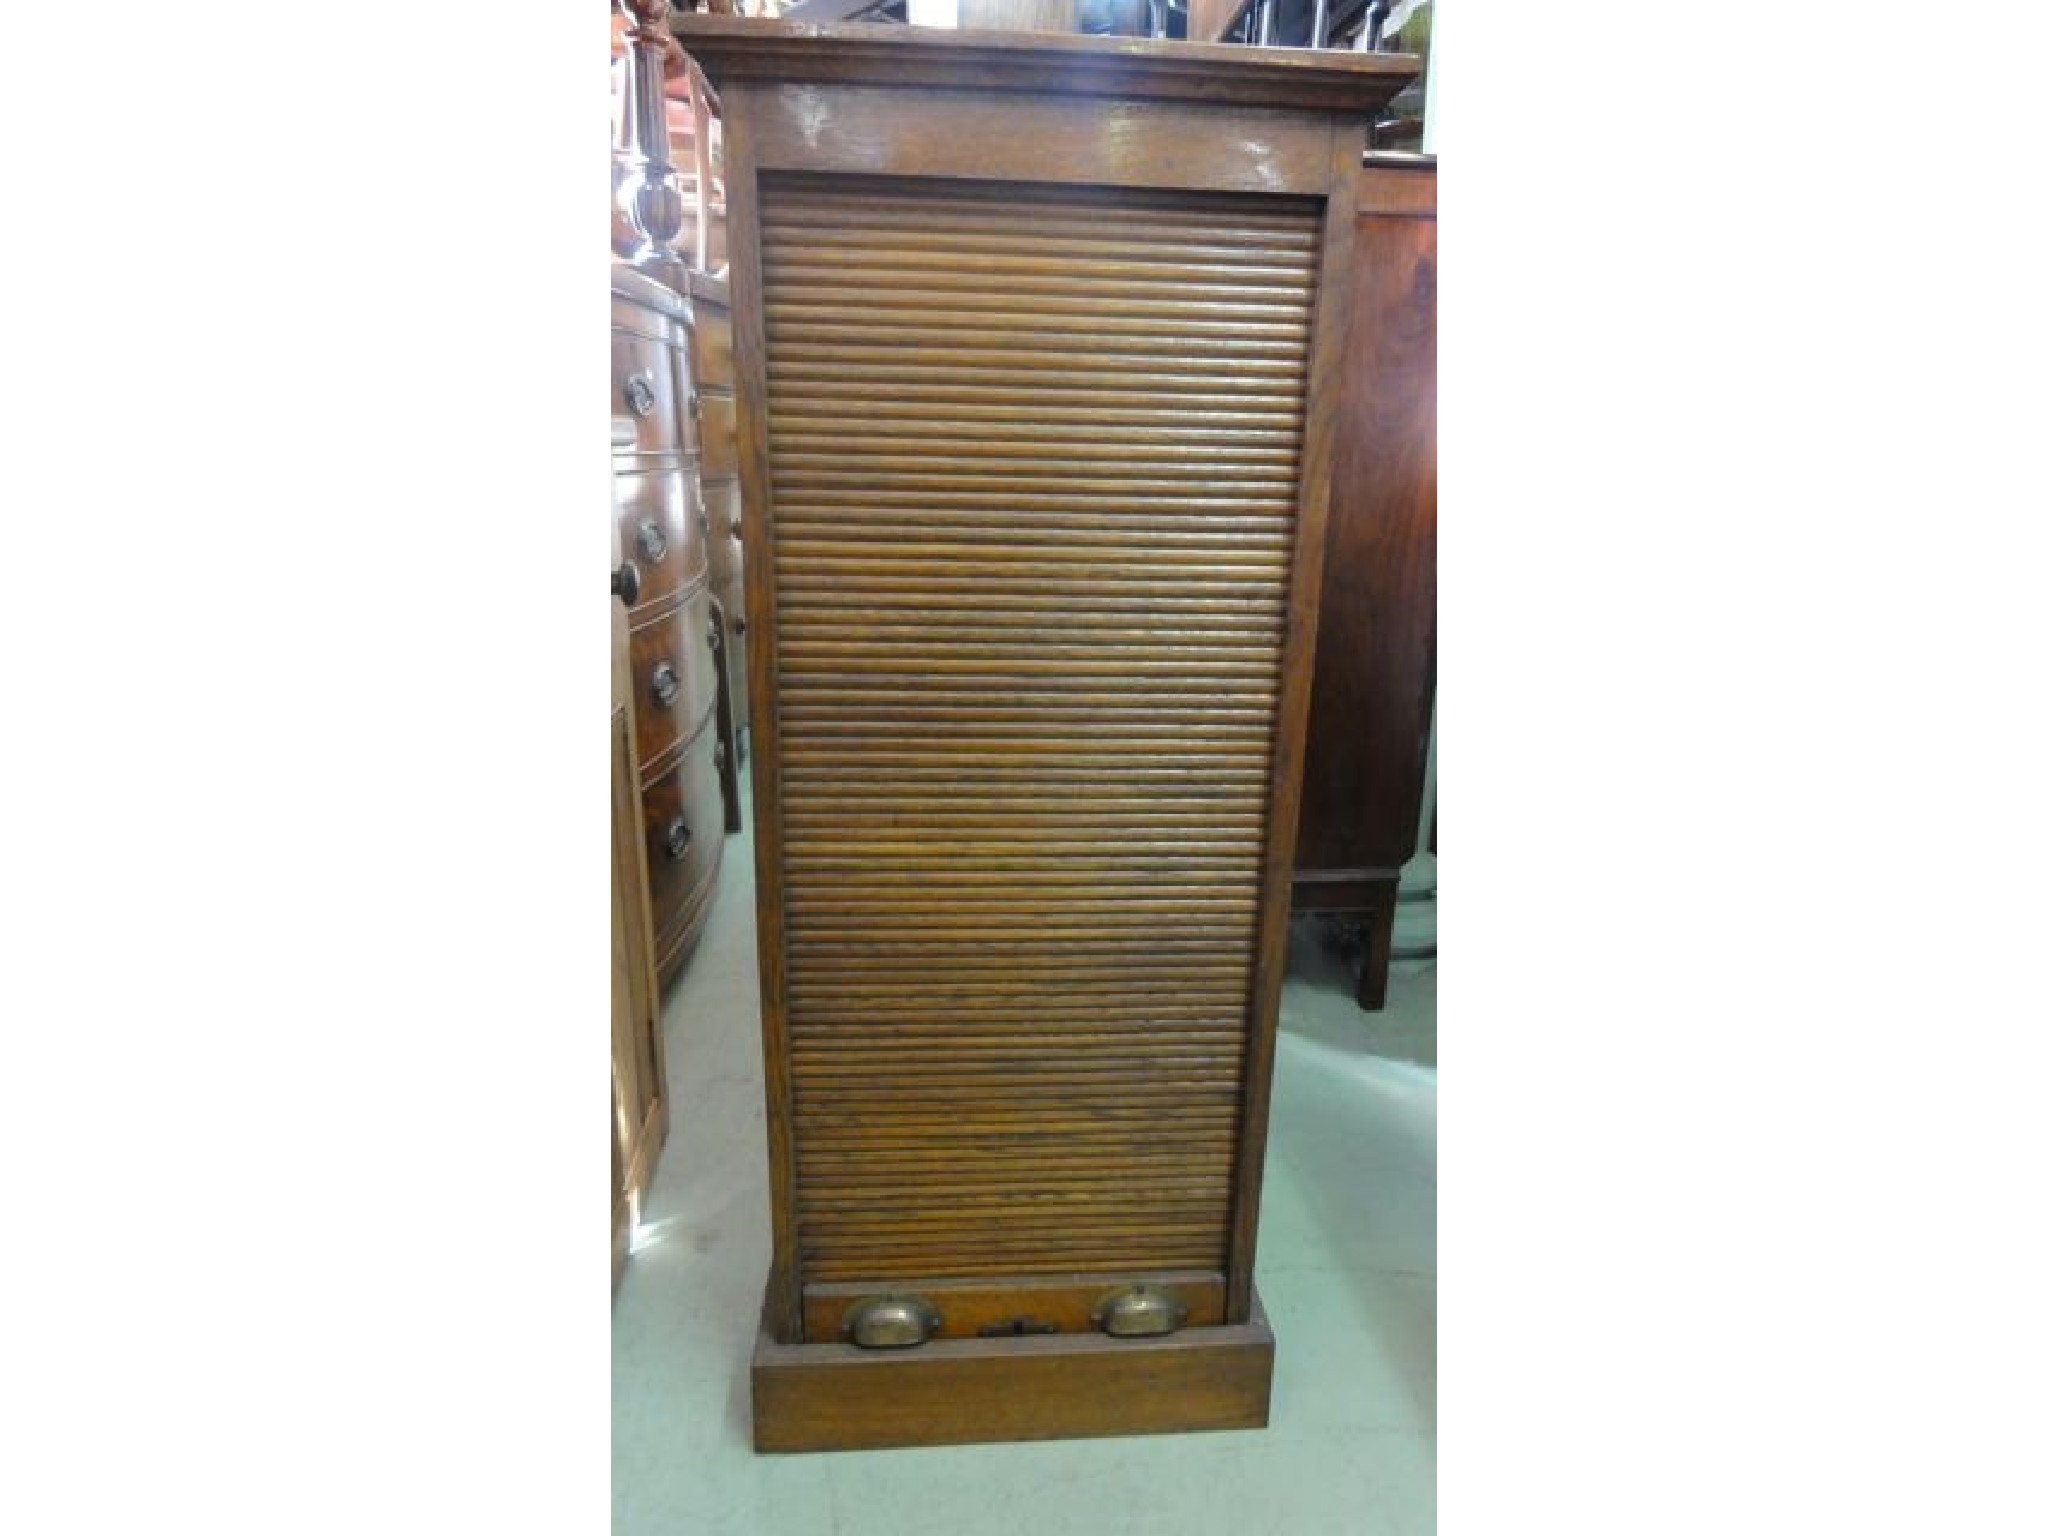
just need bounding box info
[651,662,681,707]
[637,519,668,563]
[624,371,657,417]
[610,562,640,606]
[731,616,748,637]
[663,818,691,862]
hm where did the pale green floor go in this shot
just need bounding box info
[613,784,1437,1535]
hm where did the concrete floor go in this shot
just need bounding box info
[613,801,1437,1534]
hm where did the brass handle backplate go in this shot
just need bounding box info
[843,1295,942,1349]
[1093,1285,1188,1339]
[624,371,657,417]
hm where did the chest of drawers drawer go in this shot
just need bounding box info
[612,270,697,458]
[613,462,708,615]
[641,725,725,970]
[610,324,683,457]
[628,586,720,778]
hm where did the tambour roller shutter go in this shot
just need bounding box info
[758,175,1320,1294]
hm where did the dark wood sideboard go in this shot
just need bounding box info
[1291,151,1436,1011]
[674,16,1417,1454]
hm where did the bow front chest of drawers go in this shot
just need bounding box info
[612,265,727,981]
[673,17,1418,1453]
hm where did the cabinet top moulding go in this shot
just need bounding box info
[667,16,1419,115]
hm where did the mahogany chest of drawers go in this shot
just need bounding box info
[612,265,726,983]
[675,17,1417,1452]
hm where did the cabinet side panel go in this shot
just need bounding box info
[1293,171,1437,884]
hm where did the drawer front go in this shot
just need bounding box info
[642,732,725,955]
[704,478,743,595]
[670,345,701,457]
[612,323,682,456]
[629,586,720,775]
[614,465,708,613]
[699,390,737,481]
[714,571,749,731]
[693,303,734,389]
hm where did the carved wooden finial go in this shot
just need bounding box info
[613,0,687,276]
[620,0,685,76]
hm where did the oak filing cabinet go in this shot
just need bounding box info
[674,17,1418,1451]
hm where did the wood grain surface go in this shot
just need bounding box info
[689,27,1392,1390]
[757,176,1317,1292]
[752,1290,1274,1452]
[1290,156,1436,1012]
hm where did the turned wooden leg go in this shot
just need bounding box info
[1357,899,1396,1012]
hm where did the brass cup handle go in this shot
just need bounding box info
[663,818,691,862]
[611,561,641,606]
[651,662,681,707]
[624,371,658,417]
[637,519,668,563]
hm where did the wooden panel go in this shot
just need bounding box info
[671,17,1419,114]
[700,390,738,480]
[743,85,1337,198]
[1290,160,1435,1012]
[753,1290,1274,1452]
[759,174,1319,1302]
[694,302,734,389]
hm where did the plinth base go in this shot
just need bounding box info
[750,1287,1275,1453]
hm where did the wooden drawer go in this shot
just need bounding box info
[699,390,737,481]
[611,321,683,456]
[629,586,719,775]
[713,569,749,734]
[613,463,708,614]
[693,303,733,389]
[702,478,743,595]
[643,727,725,962]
